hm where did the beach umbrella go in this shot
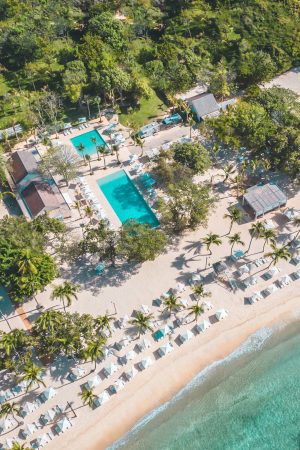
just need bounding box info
[264,267,280,279]
[179,298,189,308]
[124,366,138,381]
[195,320,211,333]
[158,342,174,357]
[179,330,194,344]
[138,339,152,351]
[190,273,202,285]
[174,282,186,293]
[36,433,51,447]
[161,325,172,335]
[139,357,153,370]
[0,418,13,433]
[103,363,118,377]
[115,339,130,350]
[22,422,37,437]
[94,391,110,407]
[19,401,36,417]
[140,304,150,313]
[215,309,229,321]
[284,207,299,221]
[55,417,72,434]
[238,264,250,275]
[202,301,213,311]
[278,274,292,286]
[118,315,129,328]
[265,284,278,295]
[40,386,56,402]
[123,351,136,363]
[264,219,275,230]
[112,379,125,393]
[85,375,100,390]
[40,407,57,424]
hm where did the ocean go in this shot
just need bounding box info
[110,320,300,450]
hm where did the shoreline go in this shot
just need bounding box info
[67,294,300,450]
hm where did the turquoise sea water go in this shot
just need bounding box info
[97,170,159,227]
[111,321,300,450]
[71,129,107,157]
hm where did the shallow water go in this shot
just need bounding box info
[111,321,300,450]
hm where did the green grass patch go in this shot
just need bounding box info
[119,91,167,129]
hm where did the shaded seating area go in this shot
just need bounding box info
[242,183,287,218]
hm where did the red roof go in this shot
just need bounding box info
[22,181,60,217]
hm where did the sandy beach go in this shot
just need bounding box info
[45,291,300,450]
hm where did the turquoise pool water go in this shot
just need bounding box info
[97,170,159,227]
[0,286,13,316]
[71,129,107,157]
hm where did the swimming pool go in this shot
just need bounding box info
[0,286,13,316]
[71,130,107,157]
[97,170,159,227]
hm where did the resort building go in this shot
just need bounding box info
[187,93,220,121]
[8,150,70,220]
[242,183,287,218]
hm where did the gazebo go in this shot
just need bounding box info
[243,183,287,218]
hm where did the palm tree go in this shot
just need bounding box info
[34,310,62,333]
[188,116,196,138]
[72,200,82,218]
[0,329,24,357]
[163,294,182,316]
[227,232,245,255]
[187,301,204,323]
[12,443,31,450]
[94,315,114,336]
[84,337,105,371]
[202,233,222,255]
[135,135,145,157]
[96,145,102,161]
[112,144,121,164]
[129,312,154,338]
[18,248,38,276]
[84,205,94,220]
[97,146,108,169]
[91,136,97,148]
[265,244,291,269]
[19,362,46,392]
[192,284,211,300]
[222,163,235,182]
[246,221,265,253]
[94,96,102,122]
[51,281,79,313]
[0,401,20,422]
[261,228,277,252]
[78,143,85,159]
[79,388,96,409]
[85,154,93,175]
[224,207,244,234]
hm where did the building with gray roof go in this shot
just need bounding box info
[243,183,287,218]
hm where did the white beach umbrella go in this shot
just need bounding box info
[104,363,118,377]
[55,417,72,433]
[71,366,86,379]
[179,298,189,308]
[158,342,174,357]
[94,391,110,407]
[19,401,36,417]
[139,357,153,370]
[22,422,37,437]
[175,282,186,293]
[118,315,129,328]
[179,329,194,343]
[140,304,150,313]
[40,386,56,401]
[195,320,211,333]
[41,407,57,424]
[113,379,125,392]
[266,283,278,294]
[161,325,172,336]
[249,292,263,304]
[265,267,280,278]
[124,366,138,380]
[264,219,276,230]
[294,269,300,279]
[190,273,202,285]
[278,274,292,286]
[0,418,13,433]
[123,351,136,363]
[36,433,51,447]
[284,208,299,221]
[85,375,101,389]
[238,264,250,275]
[202,301,213,311]
[138,338,152,351]
[215,309,228,321]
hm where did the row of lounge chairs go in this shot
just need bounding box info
[249,270,300,303]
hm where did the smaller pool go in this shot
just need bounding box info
[71,130,107,157]
[97,170,159,227]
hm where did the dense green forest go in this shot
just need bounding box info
[0,0,299,132]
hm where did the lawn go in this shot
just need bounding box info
[119,90,167,130]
